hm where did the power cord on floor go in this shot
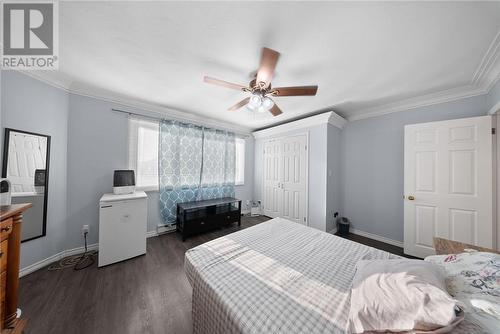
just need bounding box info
[48,231,97,271]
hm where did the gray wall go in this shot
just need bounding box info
[66,94,130,248]
[254,124,330,231]
[2,72,255,269]
[67,94,255,249]
[235,136,254,212]
[339,95,488,242]
[486,79,500,112]
[1,71,69,269]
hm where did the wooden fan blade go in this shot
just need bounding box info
[269,103,283,116]
[273,86,318,96]
[228,97,251,111]
[256,47,280,88]
[204,76,247,91]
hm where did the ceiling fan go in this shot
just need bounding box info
[203,47,318,116]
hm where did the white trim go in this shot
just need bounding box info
[349,228,404,248]
[20,232,160,277]
[253,111,346,139]
[14,71,252,136]
[347,85,487,121]
[471,31,500,87]
[488,101,500,115]
[19,243,99,278]
[17,70,70,93]
[146,230,159,238]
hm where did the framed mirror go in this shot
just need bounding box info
[2,129,51,242]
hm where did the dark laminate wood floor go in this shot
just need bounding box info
[19,217,412,334]
[336,232,419,259]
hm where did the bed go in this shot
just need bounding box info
[185,218,484,334]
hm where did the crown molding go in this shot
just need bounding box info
[15,70,70,92]
[488,101,500,115]
[68,85,252,135]
[12,27,500,128]
[347,85,487,121]
[252,111,346,139]
[471,31,500,87]
[13,71,252,135]
[347,32,500,122]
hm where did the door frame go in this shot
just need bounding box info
[261,131,309,225]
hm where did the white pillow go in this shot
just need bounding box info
[348,259,464,333]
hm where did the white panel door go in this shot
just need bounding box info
[404,116,494,258]
[263,140,282,218]
[281,135,308,225]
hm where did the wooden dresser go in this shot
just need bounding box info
[0,204,32,334]
[433,237,500,255]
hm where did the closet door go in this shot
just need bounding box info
[263,140,282,218]
[281,135,308,225]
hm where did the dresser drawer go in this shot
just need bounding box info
[0,218,13,242]
[0,271,5,302]
[0,240,7,273]
[186,218,216,234]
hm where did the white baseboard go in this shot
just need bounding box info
[19,243,99,278]
[20,231,161,278]
[350,228,404,248]
[328,227,338,235]
[146,230,159,238]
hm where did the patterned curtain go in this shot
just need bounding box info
[200,128,235,200]
[159,120,235,225]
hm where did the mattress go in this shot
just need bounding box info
[185,217,484,334]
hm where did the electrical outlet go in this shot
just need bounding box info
[82,225,89,235]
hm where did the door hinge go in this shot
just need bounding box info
[303,217,306,222]
[492,128,496,135]
[305,145,307,150]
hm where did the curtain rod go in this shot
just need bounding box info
[111,108,250,138]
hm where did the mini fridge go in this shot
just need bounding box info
[98,191,148,267]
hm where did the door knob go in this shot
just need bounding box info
[408,196,415,201]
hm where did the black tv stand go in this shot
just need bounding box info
[176,197,242,241]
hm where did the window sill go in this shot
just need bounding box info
[136,186,159,192]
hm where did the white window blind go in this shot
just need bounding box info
[128,118,159,191]
[235,137,245,185]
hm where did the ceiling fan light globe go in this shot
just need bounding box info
[257,106,267,113]
[248,95,262,109]
[261,97,274,110]
[246,104,256,111]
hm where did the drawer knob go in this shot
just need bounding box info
[227,216,230,219]
[200,221,205,225]
[1,226,11,232]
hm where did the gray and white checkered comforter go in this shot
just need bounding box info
[184,218,483,334]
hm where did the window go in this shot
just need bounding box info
[129,118,245,190]
[235,137,245,185]
[129,118,159,191]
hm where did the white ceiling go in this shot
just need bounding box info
[31,1,500,131]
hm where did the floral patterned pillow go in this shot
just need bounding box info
[425,251,500,333]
